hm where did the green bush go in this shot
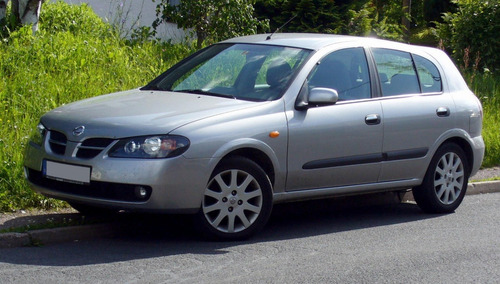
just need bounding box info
[437,0,500,71]
[39,1,111,36]
[0,2,195,211]
[466,72,500,168]
[435,0,499,166]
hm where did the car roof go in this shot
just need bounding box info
[222,33,418,51]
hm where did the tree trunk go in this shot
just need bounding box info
[196,28,206,49]
[0,0,8,22]
[13,0,42,33]
[11,0,19,22]
[402,0,411,41]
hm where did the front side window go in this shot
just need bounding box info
[308,48,371,101]
[372,48,420,96]
[146,44,311,101]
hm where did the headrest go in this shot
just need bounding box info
[266,59,292,88]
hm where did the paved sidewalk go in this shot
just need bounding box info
[1,168,499,248]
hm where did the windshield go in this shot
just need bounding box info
[144,43,311,101]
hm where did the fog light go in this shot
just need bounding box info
[134,186,148,199]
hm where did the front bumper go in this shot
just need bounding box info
[24,140,212,213]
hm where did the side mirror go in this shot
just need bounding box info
[308,87,339,106]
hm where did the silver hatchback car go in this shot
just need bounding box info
[24,34,484,240]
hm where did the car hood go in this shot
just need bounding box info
[41,89,263,141]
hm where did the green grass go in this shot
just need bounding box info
[466,72,500,168]
[0,2,196,211]
[470,177,500,183]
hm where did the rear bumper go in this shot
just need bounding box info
[470,135,485,177]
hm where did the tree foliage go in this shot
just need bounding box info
[153,0,269,48]
[355,0,405,40]
[254,0,458,43]
[255,0,341,34]
[255,0,407,41]
[437,0,500,71]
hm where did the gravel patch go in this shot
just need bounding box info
[471,167,500,181]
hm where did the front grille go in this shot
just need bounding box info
[27,168,152,202]
[76,138,114,159]
[48,131,67,155]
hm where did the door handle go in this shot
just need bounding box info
[436,107,450,117]
[365,114,381,125]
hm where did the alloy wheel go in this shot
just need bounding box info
[202,169,263,233]
[433,152,465,205]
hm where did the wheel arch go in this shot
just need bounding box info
[437,136,474,176]
[220,148,276,187]
[207,137,284,191]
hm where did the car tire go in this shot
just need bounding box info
[69,202,118,216]
[195,157,273,241]
[413,143,469,213]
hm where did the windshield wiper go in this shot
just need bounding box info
[174,89,236,99]
[141,85,164,91]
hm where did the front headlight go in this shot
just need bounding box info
[108,135,190,158]
[30,122,47,146]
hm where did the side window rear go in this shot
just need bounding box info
[414,55,442,93]
[372,48,420,96]
[308,48,371,101]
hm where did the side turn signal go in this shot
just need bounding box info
[269,131,280,138]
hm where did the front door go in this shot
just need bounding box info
[286,48,384,191]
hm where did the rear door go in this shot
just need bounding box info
[371,48,456,181]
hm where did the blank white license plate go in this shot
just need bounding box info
[44,160,91,184]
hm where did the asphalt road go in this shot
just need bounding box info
[0,193,499,283]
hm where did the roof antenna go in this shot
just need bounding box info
[266,14,297,40]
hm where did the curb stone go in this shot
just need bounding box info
[0,223,116,249]
[467,181,500,195]
[402,180,500,202]
[0,232,31,248]
[1,180,499,249]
